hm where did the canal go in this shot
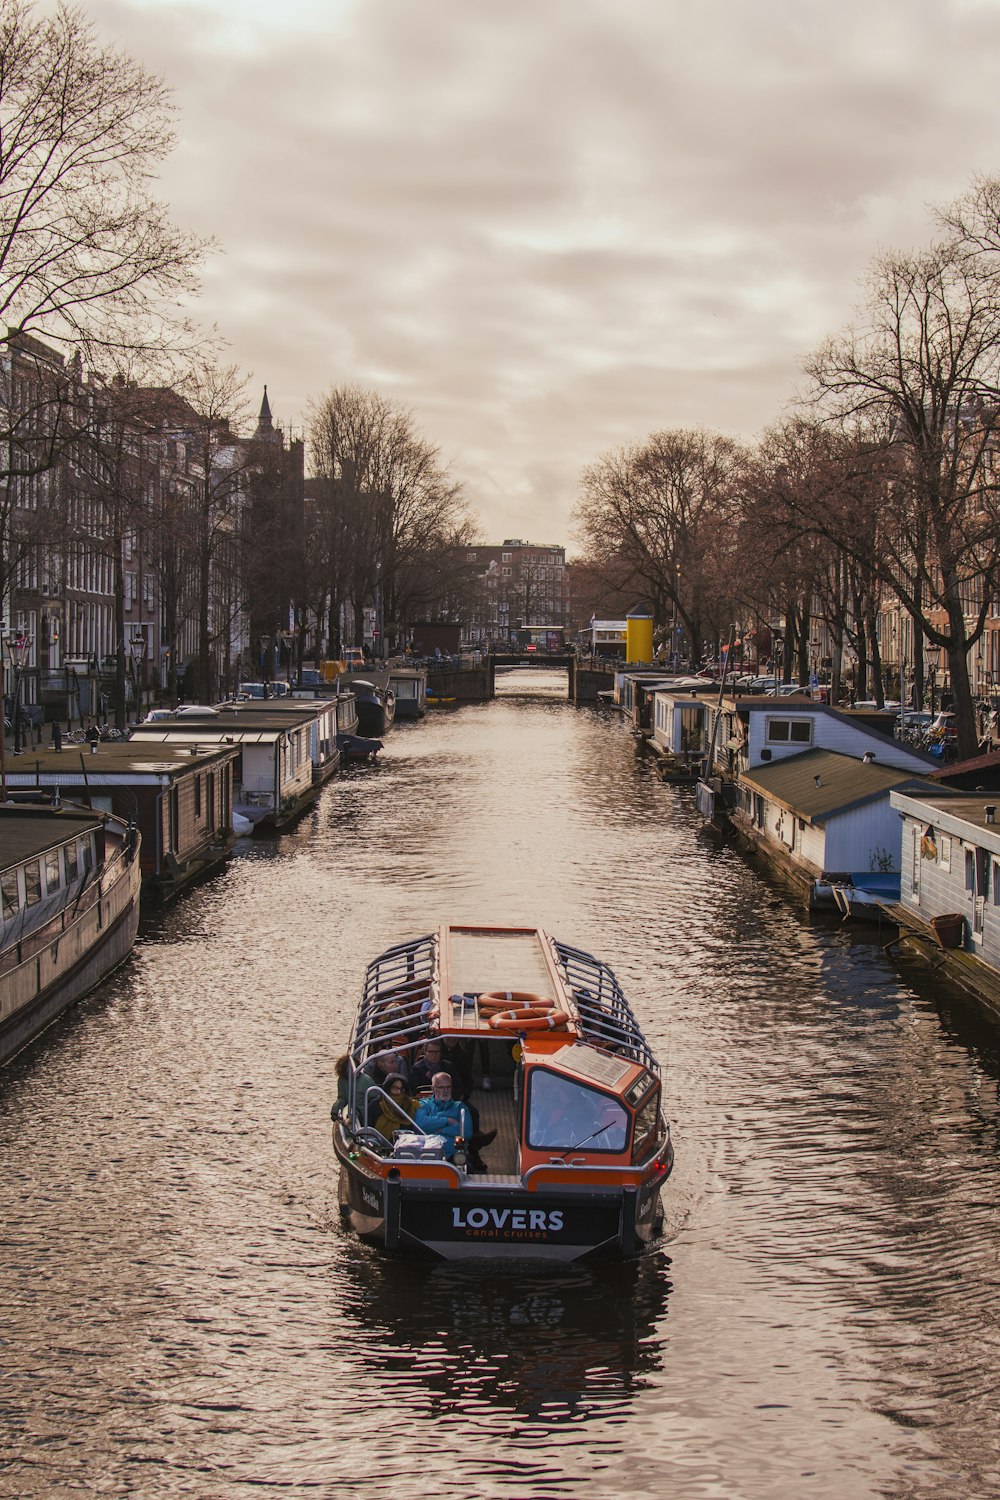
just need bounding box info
[2,669,1000,1499]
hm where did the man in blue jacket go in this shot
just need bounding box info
[414,1074,473,1159]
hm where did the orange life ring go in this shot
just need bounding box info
[489,1009,570,1032]
[479,990,551,1008]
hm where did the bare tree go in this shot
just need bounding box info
[807,208,1000,757]
[307,386,473,654]
[574,428,744,667]
[0,1,207,363]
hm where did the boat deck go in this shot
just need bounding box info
[446,926,556,1001]
[471,1083,519,1176]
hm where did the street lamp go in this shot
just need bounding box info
[5,628,32,754]
[128,632,147,721]
[279,629,295,683]
[259,633,271,686]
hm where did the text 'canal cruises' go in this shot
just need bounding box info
[333,922,674,1261]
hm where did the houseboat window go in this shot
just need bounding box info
[766,718,811,744]
[527,1069,629,1153]
[939,835,951,872]
[993,862,1000,904]
[1,870,20,915]
[965,848,975,892]
[44,851,61,894]
[80,836,94,874]
[194,775,202,818]
[24,861,42,906]
[64,841,79,882]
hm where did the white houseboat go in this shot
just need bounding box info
[0,800,142,1064]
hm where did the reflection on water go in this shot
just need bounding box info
[335,1251,671,1423]
[2,671,1000,1498]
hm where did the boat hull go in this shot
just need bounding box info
[336,1131,672,1263]
[0,834,141,1065]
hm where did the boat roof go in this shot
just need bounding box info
[3,741,238,778]
[0,803,105,868]
[739,748,939,822]
[351,922,658,1076]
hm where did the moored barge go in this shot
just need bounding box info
[333,922,673,1261]
[0,800,141,1064]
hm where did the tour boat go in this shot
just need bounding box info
[332,922,673,1261]
[0,799,142,1065]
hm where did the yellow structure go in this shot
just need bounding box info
[625,610,654,665]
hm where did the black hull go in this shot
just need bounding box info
[355,699,395,736]
[335,1131,672,1263]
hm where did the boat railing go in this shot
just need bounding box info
[354,1083,429,1138]
[521,1133,671,1189]
[552,939,659,1073]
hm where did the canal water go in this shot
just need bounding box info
[2,668,1000,1499]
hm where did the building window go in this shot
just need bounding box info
[194,775,202,818]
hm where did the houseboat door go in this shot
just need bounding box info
[912,827,921,902]
[974,847,989,939]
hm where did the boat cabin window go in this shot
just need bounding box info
[23,861,42,906]
[526,1068,629,1153]
[631,1088,661,1164]
[44,851,62,895]
[766,718,811,745]
[64,841,79,882]
[1,870,20,915]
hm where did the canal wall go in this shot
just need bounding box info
[570,659,614,703]
[427,665,493,701]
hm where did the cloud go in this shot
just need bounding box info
[88,0,1000,547]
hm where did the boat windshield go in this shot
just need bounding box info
[526,1068,629,1153]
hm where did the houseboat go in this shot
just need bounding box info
[2,740,239,902]
[388,666,428,719]
[649,687,710,779]
[333,922,673,1262]
[129,700,336,831]
[0,800,142,1064]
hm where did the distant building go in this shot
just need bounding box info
[462,539,568,645]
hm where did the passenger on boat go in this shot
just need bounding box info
[409,1039,466,1097]
[372,1074,417,1142]
[331,1054,351,1121]
[356,1051,407,1123]
[413,1074,474,1160]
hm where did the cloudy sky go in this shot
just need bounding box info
[87,0,1000,549]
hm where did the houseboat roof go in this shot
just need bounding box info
[891,789,1000,835]
[3,742,239,779]
[740,749,939,823]
[0,803,104,868]
[130,724,285,746]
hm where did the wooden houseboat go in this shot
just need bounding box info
[333,922,674,1262]
[1,741,239,901]
[0,800,141,1064]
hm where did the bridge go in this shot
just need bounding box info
[489,651,576,668]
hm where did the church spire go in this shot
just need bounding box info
[255,385,277,441]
